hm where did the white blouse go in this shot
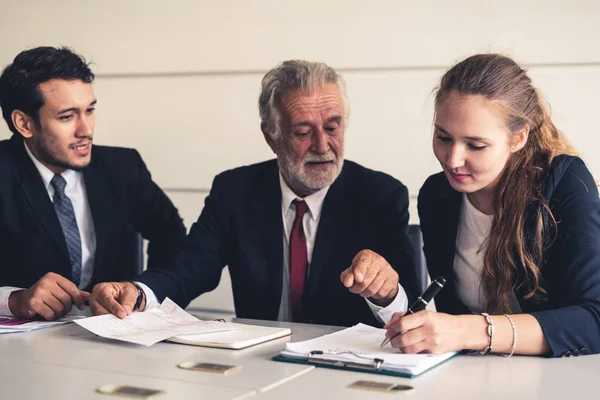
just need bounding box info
[454,194,522,314]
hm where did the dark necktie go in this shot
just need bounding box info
[290,199,308,322]
[51,174,82,287]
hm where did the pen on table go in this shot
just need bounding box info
[380,276,446,348]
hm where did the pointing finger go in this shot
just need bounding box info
[340,267,355,288]
[351,256,369,283]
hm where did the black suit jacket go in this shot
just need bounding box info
[418,155,600,357]
[0,135,186,291]
[138,159,418,327]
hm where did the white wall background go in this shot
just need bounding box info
[1,0,599,313]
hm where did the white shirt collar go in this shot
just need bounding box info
[279,172,330,221]
[23,141,78,191]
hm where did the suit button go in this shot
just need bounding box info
[579,348,589,356]
[561,350,573,357]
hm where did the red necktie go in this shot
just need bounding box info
[290,200,308,322]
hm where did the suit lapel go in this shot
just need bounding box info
[513,155,572,313]
[251,162,284,320]
[83,151,113,281]
[308,165,351,303]
[12,136,70,262]
[440,184,462,282]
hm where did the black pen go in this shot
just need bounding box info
[380,276,446,348]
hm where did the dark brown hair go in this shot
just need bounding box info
[0,46,94,136]
[435,54,577,313]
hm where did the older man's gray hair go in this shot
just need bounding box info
[258,60,349,141]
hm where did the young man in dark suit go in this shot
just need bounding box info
[91,60,418,327]
[0,47,186,320]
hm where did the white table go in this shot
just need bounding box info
[0,359,256,400]
[0,314,338,399]
[1,316,598,399]
[0,321,317,394]
[258,351,600,399]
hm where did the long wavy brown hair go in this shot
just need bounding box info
[435,54,578,313]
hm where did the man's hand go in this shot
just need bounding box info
[8,272,89,320]
[340,249,399,307]
[90,282,144,319]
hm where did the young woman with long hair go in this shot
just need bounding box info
[382,54,600,357]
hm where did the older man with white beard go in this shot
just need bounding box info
[90,60,419,327]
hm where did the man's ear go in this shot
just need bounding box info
[511,124,530,153]
[261,122,278,154]
[11,110,36,139]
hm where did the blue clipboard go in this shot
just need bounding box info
[272,351,461,379]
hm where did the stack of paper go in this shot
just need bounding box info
[168,322,291,349]
[279,323,457,377]
[0,316,77,334]
[75,298,235,346]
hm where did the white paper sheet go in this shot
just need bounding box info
[0,315,81,334]
[74,298,235,346]
[282,323,457,375]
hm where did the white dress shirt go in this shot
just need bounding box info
[454,193,522,313]
[144,173,408,322]
[0,142,96,316]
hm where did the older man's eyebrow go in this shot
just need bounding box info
[291,121,312,128]
[325,116,342,124]
[291,115,342,128]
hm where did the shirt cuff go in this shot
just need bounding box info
[0,287,25,316]
[134,281,160,311]
[365,284,409,324]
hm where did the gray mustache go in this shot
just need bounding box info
[303,152,336,163]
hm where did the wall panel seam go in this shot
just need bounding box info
[95,62,600,80]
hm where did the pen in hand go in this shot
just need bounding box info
[380,276,446,348]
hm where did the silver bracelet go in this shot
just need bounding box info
[480,312,494,355]
[503,314,517,358]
